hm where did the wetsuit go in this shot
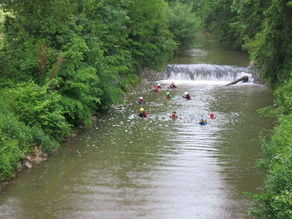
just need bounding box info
[168,84,177,89]
[183,94,191,100]
[138,111,148,117]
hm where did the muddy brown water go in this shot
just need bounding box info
[0,34,273,218]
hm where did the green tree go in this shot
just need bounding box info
[198,0,238,47]
[167,1,199,48]
[230,0,270,49]
[248,0,292,86]
[126,0,177,69]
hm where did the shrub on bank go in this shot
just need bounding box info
[0,95,29,181]
[11,82,71,141]
[0,136,22,182]
[0,82,71,181]
[249,79,292,218]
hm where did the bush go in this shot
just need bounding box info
[275,78,292,114]
[0,101,25,181]
[249,79,292,218]
[0,86,62,152]
[0,136,22,181]
[10,82,71,141]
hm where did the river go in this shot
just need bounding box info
[0,34,273,218]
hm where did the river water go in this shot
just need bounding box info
[0,34,273,218]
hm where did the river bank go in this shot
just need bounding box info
[0,66,163,192]
[0,127,83,192]
[248,79,292,217]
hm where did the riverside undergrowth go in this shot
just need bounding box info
[248,79,292,218]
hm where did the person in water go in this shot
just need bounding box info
[138,97,146,104]
[210,113,216,119]
[169,111,178,120]
[166,91,173,100]
[153,84,161,93]
[138,108,148,117]
[199,118,207,125]
[183,92,191,100]
[168,81,178,89]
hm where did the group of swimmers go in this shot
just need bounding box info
[138,81,216,125]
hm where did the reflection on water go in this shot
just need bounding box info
[170,33,249,66]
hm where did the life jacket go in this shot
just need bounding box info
[153,86,160,92]
[199,119,207,125]
[139,99,145,104]
[170,113,178,119]
[138,111,148,117]
[166,94,173,99]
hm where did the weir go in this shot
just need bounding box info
[165,64,251,82]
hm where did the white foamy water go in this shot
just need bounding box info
[160,79,230,86]
[165,64,252,84]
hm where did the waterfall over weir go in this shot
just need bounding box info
[165,64,250,82]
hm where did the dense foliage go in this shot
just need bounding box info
[0,1,199,182]
[167,1,199,48]
[251,79,292,218]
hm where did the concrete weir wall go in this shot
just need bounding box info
[141,67,165,81]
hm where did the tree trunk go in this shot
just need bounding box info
[225,76,248,86]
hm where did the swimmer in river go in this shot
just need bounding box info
[210,113,216,119]
[169,111,178,120]
[168,81,178,89]
[138,97,146,104]
[183,92,191,100]
[199,118,207,125]
[166,91,173,100]
[138,108,148,117]
[153,84,161,93]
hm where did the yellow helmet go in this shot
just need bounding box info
[140,108,144,112]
